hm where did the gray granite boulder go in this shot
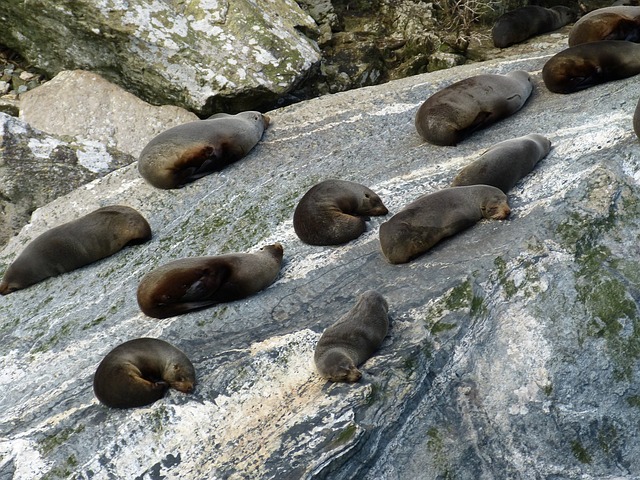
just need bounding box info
[19,70,199,158]
[2,42,640,479]
[0,0,320,115]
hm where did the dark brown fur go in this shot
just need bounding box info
[0,206,151,295]
[138,111,270,189]
[293,179,388,246]
[93,338,196,409]
[137,243,284,319]
[492,6,577,48]
[451,134,551,193]
[379,186,511,264]
[542,40,640,93]
[569,6,640,46]
[414,71,533,146]
[314,290,389,383]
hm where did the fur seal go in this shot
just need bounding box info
[492,6,577,48]
[379,185,511,264]
[568,6,640,46]
[93,338,196,409]
[138,111,270,189]
[634,97,640,140]
[451,134,551,193]
[0,206,151,295]
[414,71,533,146]
[542,40,640,93]
[137,243,284,319]
[293,179,389,246]
[314,290,389,383]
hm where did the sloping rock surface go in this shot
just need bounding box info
[2,42,640,479]
[0,0,320,115]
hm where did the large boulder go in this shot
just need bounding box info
[19,70,199,158]
[2,40,640,479]
[0,0,321,115]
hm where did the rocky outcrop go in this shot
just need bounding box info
[0,0,321,116]
[0,75,203,249]
[2,39,640,480]
[19,70,199,158]
[0,113,134,247]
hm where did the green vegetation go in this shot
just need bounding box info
[331,423,358,447]
[38,425,85,455]
[556,186,640,380]
[32,322,72,354]
[570,440,592,464]
[494,256,516,298]
[425,278,486,330]
[82,316,106,330]
[41,454,79,480]
[427,427,454,478]
[597,424,618,455]
[627,395,640,408]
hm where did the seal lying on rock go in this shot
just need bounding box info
[542,40,640,93]
[379,186,511,264]
[492,5,576,48]
[314,290,389,383]
[568,6,640,46]
[138,111,270,189]
[293,179,389,245]
[93,338,196,409]
[451,134,551,193]
[137,243,284,319]
[414,71,533,146]
[0,205,151,295]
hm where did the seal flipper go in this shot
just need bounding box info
[180,264,230,302]
[173,145,220,186]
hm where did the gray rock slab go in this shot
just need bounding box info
[19,70,200,158]
[0,113,134,248]
[0,0,320,115]
[2,44,640,479]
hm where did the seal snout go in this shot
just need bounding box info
[371,204,389,216]
[492,203,511,220]
[173,381,196,393]
[264,242,284,259]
